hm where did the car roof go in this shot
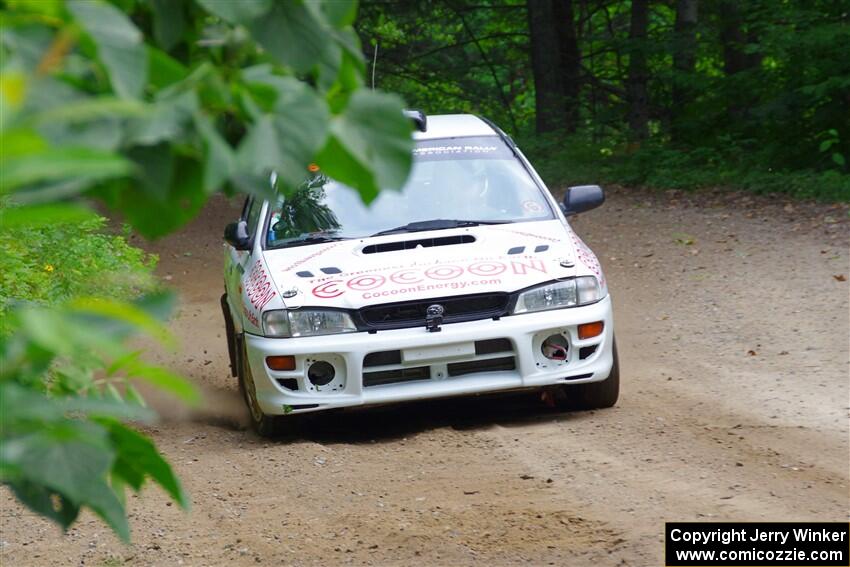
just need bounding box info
[412,114,498,141]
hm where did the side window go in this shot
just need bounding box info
[243,198,264,238]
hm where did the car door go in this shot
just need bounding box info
[224,196,265,332]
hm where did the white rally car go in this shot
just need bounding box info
[221,112,619,436]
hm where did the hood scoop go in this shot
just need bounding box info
[362,234,475,254]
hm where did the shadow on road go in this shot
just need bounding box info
[266,391,598,444]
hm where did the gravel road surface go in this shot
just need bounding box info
[2,187,848,566]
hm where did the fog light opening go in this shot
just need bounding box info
[307,361,335,386]
[578,321,604,340]
[541,334,569,361]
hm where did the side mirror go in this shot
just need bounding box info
[224,221,251,250]
[561,185,605,216]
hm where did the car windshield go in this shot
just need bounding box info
[266,136,554,249]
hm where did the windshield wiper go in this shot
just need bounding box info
[370,219,511,237]
[279,235,349,248]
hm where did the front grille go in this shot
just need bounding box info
[363,350,402,367]
[363,366,430,387]
[358,293,509,330]
[362,338,515,387]
[447,356,516,377]
[475,338,512,355]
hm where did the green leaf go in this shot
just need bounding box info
[819,139,834,152]
[67,0,148,100]
[105,384,123,403]
[110,355,198,404]
[124,384,147,408]
[126,143,174,203]
[147,47,188,90]
[1,425,130,541]
[196,0,271,24]
[236,77,329,188]
[149,0,186,51]
[195,113,234,194]
[105,421,189,508]
[0,128,47,159]
[16,307,126,360]
[116,155,207,238]
[110,474,127,509]
[69,297,175,348]
[316,90,412,201]
[832,153,846,167]
[320,0,358,27]
[0,203,96,229]
[249,1,338,74]
[32,97,148,125]
[0,380,152,425]
[8,479,80,530]
[0,148,134,194]
[125,89,198,146]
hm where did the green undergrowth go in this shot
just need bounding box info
[521,134,850,202]
[0,213,159,329]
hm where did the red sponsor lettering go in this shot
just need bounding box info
[313,279,344,298]
[510,259,547,275]
[390,269,424,284]
[347,274,386,291]
[468,261,507,276]
[308,257,551,299]
[424,265,463,280]
[244,260,277,310]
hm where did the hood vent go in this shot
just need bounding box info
[362,234,475,254]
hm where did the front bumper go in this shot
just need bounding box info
[244,295,615,415]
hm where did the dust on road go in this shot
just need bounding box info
[2,187,848,566]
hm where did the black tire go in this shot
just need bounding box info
[236,335,286,438]
[221,293,238,377]
[561,338,620,410]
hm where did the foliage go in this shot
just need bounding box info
[0,210,158,328]
[1,292,195,541]
[1,0,413,541]
[357,0,849,200]
[521,132,850,202]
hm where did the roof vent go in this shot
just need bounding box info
[403,109,427,132]
[362,234,474,254]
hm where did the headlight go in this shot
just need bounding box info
[512,277,603,314]
[262,309,357,338]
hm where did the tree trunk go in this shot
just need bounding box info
[671,0,698,140]
[527,0,581,134]
[553,0,581,133]
[527,0,564,133]
[626,0,650,141]
[719,1,761,122]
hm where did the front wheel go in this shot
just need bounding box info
[237,335,286,437]
[560,338,620,410]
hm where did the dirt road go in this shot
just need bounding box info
[2,187,848,566]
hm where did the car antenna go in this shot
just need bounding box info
[371,41,378,90]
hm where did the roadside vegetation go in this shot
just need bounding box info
[357,0,849,201]
[0,215,158,331]
[1,0,411,541]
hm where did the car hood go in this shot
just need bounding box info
[261,220,605,311]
